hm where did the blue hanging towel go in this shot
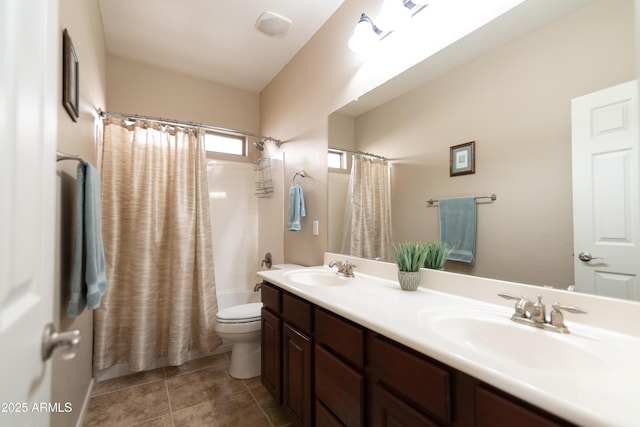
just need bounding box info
[287,184,306,231]
[439,196,476,264]
[68,161,108,317]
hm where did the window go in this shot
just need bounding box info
[204,131,246,156]
[328,149,347,169]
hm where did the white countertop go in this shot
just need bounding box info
[258,253,640,427]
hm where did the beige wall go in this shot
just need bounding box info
[261,0,382,266]
[107,56,260,133]
[54,0,107,426]
[349,0,635,286]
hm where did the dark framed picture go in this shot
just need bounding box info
[450,141,475,176]
[62,29,79,122]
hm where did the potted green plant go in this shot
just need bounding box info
[391,241,428,291]
[422,241,452,270]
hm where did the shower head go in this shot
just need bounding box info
[253,141,265,151]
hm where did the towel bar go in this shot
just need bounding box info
[57,150,83,162]
[427,193,496,206]
[292,170,305,184]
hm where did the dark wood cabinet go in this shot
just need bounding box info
[261,282,282,403]
[283,323,313,426]
[315,308,365,427]
[315,400,344,427]
[370,382,439,427]
[262,283,314,427]
[261,307,281,403]
[475,385,575,427]
[261,281,577,427]
[368,333,452,425]
[315,345,363,426]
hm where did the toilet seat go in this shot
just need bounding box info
[216,302,262,324]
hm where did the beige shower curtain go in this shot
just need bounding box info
[94,118,221,372]
[343,154,392,261]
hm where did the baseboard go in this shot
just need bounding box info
[75,377,94,427]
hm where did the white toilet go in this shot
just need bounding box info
[215,302,263,379]
[215,264,302,379]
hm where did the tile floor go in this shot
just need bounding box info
[83,352,291,427]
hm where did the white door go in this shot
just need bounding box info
[572,80,640,300]
[0,0,59,424]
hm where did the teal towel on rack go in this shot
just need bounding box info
[68,161,108,317]
[287,184,306,231]
[439,196,476,264]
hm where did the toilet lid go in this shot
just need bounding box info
[216,302,263,323]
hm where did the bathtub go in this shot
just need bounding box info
[216,289,261,311]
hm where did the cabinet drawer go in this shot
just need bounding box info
[368,334,452,424]
[475,385,576,427]
[371,383,439,427]
[261,281,281,313]
[315,308,364,369]
[316,400,344,427]
[283,292,312,334]
[315,345,363,427]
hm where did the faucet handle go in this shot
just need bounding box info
[498,293,521,301]
[551,302,587,315]
[498,293,528,318]
[328,260,344,270]
[549,302,586,333]
[343,262,356,277]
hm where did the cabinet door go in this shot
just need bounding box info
[261,308,281,403]
[371,383,440,427]
[283,323,313,427]
[476,385,576,427]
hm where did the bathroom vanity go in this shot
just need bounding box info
[258,253,640,427]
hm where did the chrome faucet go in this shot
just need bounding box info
[328,260,357,278]
[498,293,586,334]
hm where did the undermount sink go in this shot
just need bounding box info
[428,313,606,373]
[283,268,358,286]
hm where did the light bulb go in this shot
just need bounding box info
[348,14,379,54]
[375,0,410,32]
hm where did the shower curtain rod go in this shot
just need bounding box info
[328,146,386,160]
[98,109,284,147]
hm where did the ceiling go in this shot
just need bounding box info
[98,0,346,93]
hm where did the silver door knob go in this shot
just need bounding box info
[42,323,81,361]
[578,252,602,262]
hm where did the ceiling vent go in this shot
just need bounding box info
[255,11,293,38]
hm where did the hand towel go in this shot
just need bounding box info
[439,196,476,264]
[68,161,108,317]
[287,184,306,231]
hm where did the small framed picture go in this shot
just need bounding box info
[62,29,79,122]
[450,141,475,176]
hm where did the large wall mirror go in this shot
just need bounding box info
[328,0,638,301]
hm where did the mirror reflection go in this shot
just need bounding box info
[328,0,637,300]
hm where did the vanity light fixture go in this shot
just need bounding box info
[348,14,382,54]
[348,0,427,53]
[376,0,411,32]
